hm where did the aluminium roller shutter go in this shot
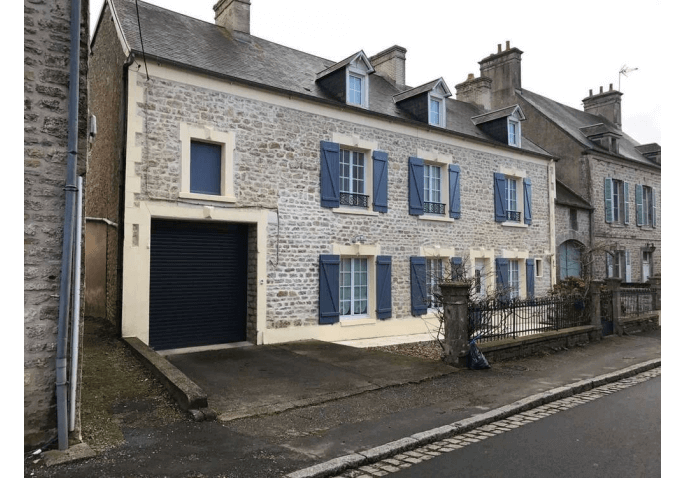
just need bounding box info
[149,219,248,350]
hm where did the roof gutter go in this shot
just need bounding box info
[56,0,82,451]
[128,50,557,162]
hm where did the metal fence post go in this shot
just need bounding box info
[440,282,471,367]
[605,277,623,336]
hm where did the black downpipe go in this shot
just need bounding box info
[56,0,82,450]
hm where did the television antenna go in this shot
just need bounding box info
[618,65,638,91]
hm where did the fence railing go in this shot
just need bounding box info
[468,295,591,343]
[620,288,653,317]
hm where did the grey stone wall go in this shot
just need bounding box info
[589,154,661,282]
[131,73,554,331]
[24,0,89,448]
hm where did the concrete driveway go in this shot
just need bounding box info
[164,340,457,422]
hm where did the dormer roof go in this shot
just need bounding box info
[578,123,622,140]
[316,50,375,80]
[393,78,451,103]
[471,104,525,125]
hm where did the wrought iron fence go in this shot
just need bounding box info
[339,192,368,208]
[468,295,591,343]
[423,201,446,215]
[620,288,653,317]
[506,210,521,222]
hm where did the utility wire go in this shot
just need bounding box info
[135,0,150,81]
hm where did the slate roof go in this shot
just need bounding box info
[471,105,525,125]
[518,89,657,168]
[393,78,451,103]
[104,0,550,157]
[555,180,593,210]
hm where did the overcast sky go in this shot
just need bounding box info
[90,0,663,145]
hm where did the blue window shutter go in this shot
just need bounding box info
[635,184,643,226]
[526,259,535,298]
[623,182,630,224]
[604,178,613,223]
[410,256,427,316]
[376,256,392,320]
[372,150,389,213]
[320,141,340,208]
[450,256,463,281]
[495,258,509,301]
[408,157,425,215]
[652,188,657,228]
[190,141,222,195]
[494,173,507,222]
[448,164,461,219]
[523,177,532,225]
[319,254,340,324]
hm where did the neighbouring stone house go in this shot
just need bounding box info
[24,0,89,448]
[88,0,558,352]
[456,43,661,283]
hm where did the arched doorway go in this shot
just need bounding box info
[559,240,583,280]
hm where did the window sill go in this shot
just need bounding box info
[179,192,237,203]
[333,207,379,217]
[340,317,376,326]
[501,221,528,228]
[418,215,454,223]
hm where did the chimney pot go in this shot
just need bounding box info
[506,41,510,50]
[589,89,593,96]
[467,73,474,80]
[498,44,502,53]
[609,83,613,91]
[599,86,604,93]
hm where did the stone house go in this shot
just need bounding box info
[456,43,661,283]
[24,0,89,448]
[88,0,557,352]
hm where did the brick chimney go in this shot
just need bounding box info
[582,84,623,129]
[370,46,407,87]
[455,42,522,110]
[455,73,492,110]
[214,0,251,35]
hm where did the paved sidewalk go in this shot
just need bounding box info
[26,329,660,478]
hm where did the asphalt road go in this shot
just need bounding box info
[392,376,661,478]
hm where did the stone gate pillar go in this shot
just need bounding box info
[605,277,623,336]
[440,282,471,367]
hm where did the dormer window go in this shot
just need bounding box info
[316,51,374,109]
[508,118,521,147]
[394,78,451,128]
[472,105,526,148]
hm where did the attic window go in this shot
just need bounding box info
[429,95,445,127]
[347,72,365,106]
[508,118,521,147]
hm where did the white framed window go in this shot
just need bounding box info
[506,177,518,221]
[474,258,488,298]
[428,94,446,127]
[346,59,370,108]
[339,148,367,208]
[508,259,520,300]
[339,257,369,318]
[612,180,621,222]
[179,123,236,203]
[606,250,626,279]
[508,118,521,147]
[423,164,443,215]
[425,258,444,309]
[348,73,363,106]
